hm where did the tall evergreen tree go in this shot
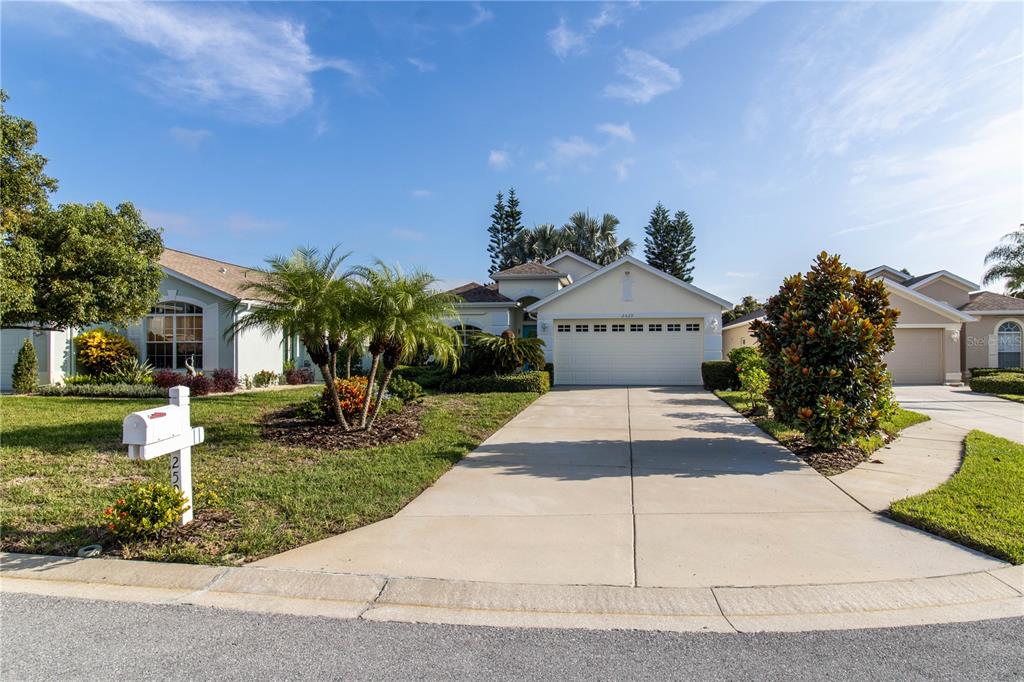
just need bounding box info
[643,202,676,274]
[673,209,697,283]
[486,192,506,275]
[504,187,524,249]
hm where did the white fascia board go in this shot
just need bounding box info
[897,323,963,331]
[161,266,236,301]
[454,301,518,308]
[907,270,980,292]
[885,281,976,323]
[527,255,732,312]
[864,265,909,282]
[722,315,765,331]
[492,273,564,280]
[964,309,1024,315]
[543,251,600,271]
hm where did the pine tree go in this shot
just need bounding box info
[673,209,697,283]
[501,187,524,269]
[486,192,507,275]
[643,202,676,274]
[11,338,37,394]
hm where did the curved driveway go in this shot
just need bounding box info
[259,387,1004,587]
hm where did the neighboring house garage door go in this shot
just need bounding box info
[553,318,703,385]
[886,328,943,385]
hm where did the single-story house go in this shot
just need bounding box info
[0,249,308,390]
[449,251,732,386]
[722,265,1024,384]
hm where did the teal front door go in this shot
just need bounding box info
[522,324,537,339]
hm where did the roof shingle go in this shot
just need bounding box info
[723,308,765,328]
[960,291,1024,312]
[492,261,564,277]
[448,282,514,303]
[160,248,260,299]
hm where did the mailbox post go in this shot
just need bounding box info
[122,386,205,526]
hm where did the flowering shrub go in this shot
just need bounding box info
[188,374,212,396]
[211,368,239,393]
[284,366,314,385]
[152,368,185,389]
[251,370,278,388]
[102,483,189,538]
[320,375,369,422]
[74,329,137,377]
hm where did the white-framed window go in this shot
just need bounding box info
[557,324,571,333]
[685,323,701,332]
[575,324,589,332]
[147,302,203,369]
[667,323,681,332]
[648,323,663,332]
[594,324,608,332]
[997,321,1022,369]
[454,324,482,345]
[630,323,643,332]
[612,324,625,332]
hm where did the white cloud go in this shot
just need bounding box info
[613,158,634,182]
[61,2,362,123]
[488,149,510,170]
[551,136,600,163]
[597,121,635,143]
[604,49,681,104]
[656,2,762,51]
[547,17,587,59]
[168,126,211,151]
[589,3,627,31]
[407,57,436,73]
[454,3,493,31]
[411,189,433,198]
[390,228,426,242]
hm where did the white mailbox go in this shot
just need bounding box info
[122,386,204,525]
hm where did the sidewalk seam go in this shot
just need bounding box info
[627,386,637,588]
[356,577,390,619]
[709,587,740,633]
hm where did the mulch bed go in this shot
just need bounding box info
[261,404,425,450]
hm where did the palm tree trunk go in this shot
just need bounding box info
[366,367,395,431]
[319,364,350,431]
[345,348,353,379]
[327,350,338,383]
[360,354,380,428]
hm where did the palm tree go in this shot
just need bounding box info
[350,261,461,430]
[983,224,1024,297]
[226,246,354,429]
[562,211,634,265]
[530,223,568,261]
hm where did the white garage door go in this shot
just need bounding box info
[886,328,943,385]
[553,318,704,385]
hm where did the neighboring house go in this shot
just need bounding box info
[722,265,1024,384]
[0,249,302,390]
[449,251,731,386]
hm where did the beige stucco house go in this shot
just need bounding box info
[722,265,1024,384]
[449,252,731,386]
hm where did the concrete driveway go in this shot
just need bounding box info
[259,388,1003,587]
[894,385,1023,443]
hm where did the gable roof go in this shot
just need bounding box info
[160,248,261,300]
[863,265,910,282]
[448,282,515,304]
[543,251,600,272]
[903,270,979,292]
[722,308,766,330]
[960,291,1024,313]
[884,280,975,323]
[491,261,566,279]
[526,255,732,312]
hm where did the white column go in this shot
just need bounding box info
[703,314,723,361]
[202,303,220,371]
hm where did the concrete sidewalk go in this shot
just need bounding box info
[894,385,1024,444]
[257,387,1004,588]
[3,553,1021,633]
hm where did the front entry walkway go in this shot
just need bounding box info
[258,388,1004,588]
[894,385,1023,444]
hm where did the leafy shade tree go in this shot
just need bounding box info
[751,252,899,449]
[227,246,354,429]
[723,295,763,324]
[11,338,37,394]
[562,211,634,265]
[983,224,1024,297]
[1,92,164,330]
[350,262,461,430]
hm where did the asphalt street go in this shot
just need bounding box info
[2,593,1022,681]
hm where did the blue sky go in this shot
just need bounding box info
[4,1,1021,302]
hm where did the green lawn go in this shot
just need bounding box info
[890,431,1024,564]
[0,389,537,564]
[996,394,1024,404]
[715,390,929,458]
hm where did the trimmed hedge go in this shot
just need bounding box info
[701,360,739,391]
[394,365,452,390]
[37,383,168,398]
[442,371,550,394]
[969,372,1024,396]
[970,367,1024,378]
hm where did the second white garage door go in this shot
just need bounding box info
[885,328,943,384]
[553,318,703,385]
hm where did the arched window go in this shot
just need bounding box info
[147,302,203,369]
[997,321,1022,369]
[454,324,481,346]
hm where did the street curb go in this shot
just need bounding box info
[3,553,1021,633]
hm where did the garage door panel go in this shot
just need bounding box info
[553,318,703,386]
[886,328,943,385]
